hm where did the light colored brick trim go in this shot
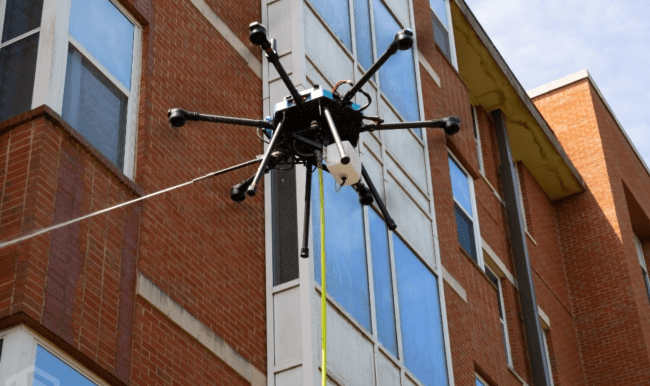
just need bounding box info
[537,305,551,329]
[482,238,517,287]
[137,274,266,386]
[442,265,468,302]
[418,51,442,88]
[188,0,262,78]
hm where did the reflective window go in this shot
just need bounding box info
[0,0,139,175]
[373,0,420,122]
[35,345,98,385]
[449,155,480,262]
[0,0,43,122]
[369,209,398,356]
[541,330,555,386]
[69,0,134,89]
[312,169,371,331]
[429,0,453,61]
[485,265,512,365]
[0,33,39,121]
[394,235,448,386]
[63,45,128,169]
[2,0,43,43]
[353,0,373,70]
[307,0,352,51]
[475,376,487,386]
[634,235,650,302]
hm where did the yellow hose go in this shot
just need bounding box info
[319,167,327,386]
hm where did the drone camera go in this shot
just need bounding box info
[444,117,461,136]
[249,22,270,49]
[231,175,255,202]
[395,28,414,51]
[168,108,187,128]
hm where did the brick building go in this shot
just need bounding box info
[0,1,648,386]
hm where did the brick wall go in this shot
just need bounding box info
[534,79,650,385]
[0,108,143,385]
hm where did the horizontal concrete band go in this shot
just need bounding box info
[188,0,262,78]
[136,274,266,386]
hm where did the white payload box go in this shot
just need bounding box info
[324,141,362,187]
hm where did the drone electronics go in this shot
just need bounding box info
[168,21,461,258]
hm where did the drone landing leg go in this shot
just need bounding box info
[300,163,313,258]
[322,106,350,164]
[247,120,285,197]
[361,165,397,230]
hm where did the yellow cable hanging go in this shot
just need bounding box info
[318,166,327,386]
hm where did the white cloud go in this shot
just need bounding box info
[463,0,650,167]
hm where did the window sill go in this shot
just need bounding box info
[0,105,144,197]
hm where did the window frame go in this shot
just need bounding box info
[471,105,485,175]
[0,325,108,386]
[484,264,513,366]
[541,328,555,386]
[633,234,650,302]
[448,150,483,267]
[428,0,457,68]
[0,0,142,178]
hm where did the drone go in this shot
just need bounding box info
[168,22,460,258]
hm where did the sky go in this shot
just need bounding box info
[462,0,650,168]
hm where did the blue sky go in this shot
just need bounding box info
[462,0,650,168]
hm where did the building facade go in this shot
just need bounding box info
[0,1,648,386]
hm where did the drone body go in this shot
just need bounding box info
[167,21,461,256]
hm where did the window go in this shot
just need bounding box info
[0,327,106,385]
[0,0,43,121]
[485,265,512,366]
[312,170,372,331]
[312,171,449,386]
[307,0,420,125]
[541,329,554,386]
[449,154,482,264]
[429,0,455,65]
[0,0,141,176]
[472,105,484,174]
[475,374,488,386]
[634,235,650,302]
[394,234,448,386]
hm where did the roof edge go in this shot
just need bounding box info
[452,0,586,194]
[527,70,650,179]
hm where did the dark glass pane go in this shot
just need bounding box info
[394,235,448,386]
[369,209,398,357]
[373,0,420,122]
[0,33,39,122]
[35,345,98,385]
[353,0,373,70]
[307,0,352,51]
[455,203,476,261]
[62,45,128,169]
[69,0,134,89]
[312,168,371,331]
[1,0,44,43]
[432,12,451,61]
[485,267,503,318]
[0,338,3,362]
[643,271,650,302]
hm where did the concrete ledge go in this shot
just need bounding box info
[442,266,467,302]
[137,274,266,386]
[188,0,262,78]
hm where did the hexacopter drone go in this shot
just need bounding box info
[168,22,460,258]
